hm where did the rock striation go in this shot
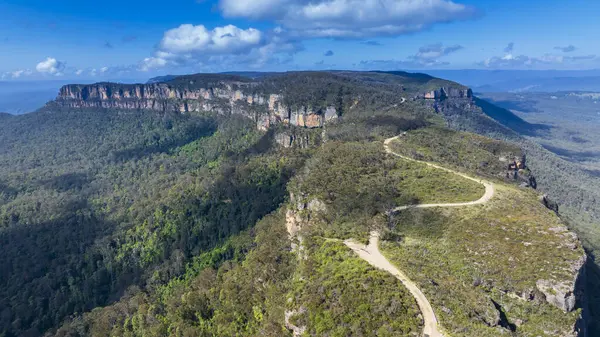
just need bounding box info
[420,87,473,100]
[53,73,477,137]
[55,82,339,131]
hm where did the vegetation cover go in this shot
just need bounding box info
[0,107,303,336]
[381,186,582,336]
[0,71,593,336]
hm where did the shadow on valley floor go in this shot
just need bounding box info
[0,181,18,199]
[41,172,91,192]
[477,97,540,113]
[584,169,600,178]
[541,143,600,162]
[0,202,117,337]
[110,120,218,163]
[475,97,551,137]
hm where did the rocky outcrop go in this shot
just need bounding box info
[55,82,339,131]
[275,132,313,149]
[537,279,578,313]
[285,195,326,335]
[285,307,307,337]
[286,193,326,240]
[274,127,323,149]
[535,230,586,313]
[540,194,560,214]
[421,87,472,100]
[498,154,538,188]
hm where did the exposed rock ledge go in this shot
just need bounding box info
[419,87,473,100]
[55,83,339,131]
[536,226,587,313]
[286,193,326,254]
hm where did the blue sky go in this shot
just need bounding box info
[1,0,599,81]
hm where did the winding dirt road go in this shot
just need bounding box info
[344,135,496,337]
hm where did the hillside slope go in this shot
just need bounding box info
[398,75,600,256]
[0,71,591,336]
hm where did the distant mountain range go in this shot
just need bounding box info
[420,69,600,92]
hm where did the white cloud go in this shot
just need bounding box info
[219,0,287,19]
[159,24,262,54]
[482,54,533,68]
[75,69,84,76]
[357,59,437,70]
[10,69,32,78]
[360,43,461,68]
[36,57,65,76]
[555,45,576,53]
[140,57,167,71]
[358,43,463,70]
[10,70,25,78]
[219,0,477,38]
[141,24,300,71]
[566,54,596,61]
[481,43,597,69]
[412,43,463,61]
[1,69,33,80]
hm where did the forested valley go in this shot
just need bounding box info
[0,71,598,336]
[0,74,432,336]
[0,106,306,336]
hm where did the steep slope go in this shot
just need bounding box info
[283,132,585,336]
[0,107,301,337]
[385,133,585,336]
[435,86,600,256]
[0,71,590,336]
[53,71,469,129]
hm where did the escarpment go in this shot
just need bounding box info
[38,71,591,337]
[419,87,473,100]
[55,81,340,131]
[52,72,476,134]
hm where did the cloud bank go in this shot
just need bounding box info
[359,42,464,69]
[141,24,301,71]
[482,43,596,69]
[554,45,576,53]
[219,0,478,38]
[411,43,463,65]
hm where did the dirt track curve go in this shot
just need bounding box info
[344,135,496,337]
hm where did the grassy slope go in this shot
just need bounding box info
[381,186,582,336]
[378,136,584,336]
[388,126,525,181]
[288,141,484,242]
[446,94,600,259]
[393,159,484,204]
[284,137,499,336]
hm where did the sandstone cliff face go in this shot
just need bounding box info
[56,83,338,131]
[420,87,473,100]
[284,194,326,336]
[285,193,326,243]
